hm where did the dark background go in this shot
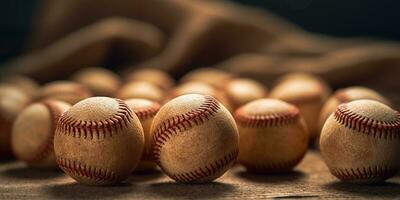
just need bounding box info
[1,0,400,63]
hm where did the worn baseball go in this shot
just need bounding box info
[0,85,31,157]
[151,94,239,183]
[270,74,330,139]
[225,78,267,110]
[125,68,175,91]
[39,81,92,105]
[235,99,308,173]
[320,100,400,183]
[1,75,40,98]
[319,86,391,132]
[71,67,121,96]
[54,97,145,185]
[180,68,234,89]
[12,100,71,168]
[165,82,232,112]
[125,98,161,171]
[116,81,164,102]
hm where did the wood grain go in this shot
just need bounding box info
[0,151,399,199]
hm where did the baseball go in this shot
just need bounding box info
[71,67,121,96]
[125,98,161,171]
[180,68,234,89]
[39,81,92,105]
[320,99,400,183]
[225,78,267,110]
[151,94,239,183]
[319,86,391,132]
[1,75,40,99]
[12,100,71,168]
[116,81,164,102]
[235,98,309,173]
[0,85,31,157]
[165,82,232,112]
[125,68,175,91]
[270,73,330,140]
[54,97,145,185]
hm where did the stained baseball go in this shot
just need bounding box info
[116,81,164,102]
[270,73,330,139]
[54,97,145,185]
[235,98,308,173]
[180,68,234,89]
[125,98,161,171]
[39,81,92,105]
[0,85,31,157]
[151,94,239,183]
[125,68,175,91]
[319,86,391,132]
[225,78,267,110]
[71,67,121,96]
[12,100,71,168]
[320,99,400,183]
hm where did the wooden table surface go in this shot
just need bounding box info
[0,150,399,199]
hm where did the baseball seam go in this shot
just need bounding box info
[235,107,300,128]
[22,101,62,163]
[240,151,305,172]
[152,95,237,182]
[57,99,133,139]
[57,157,117,182]
[334,104,400,140]
[133,103,161,120]
[330,166,397,181]
[165,149,238,183]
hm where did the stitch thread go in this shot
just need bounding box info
[334,104,400,140]
[152,95,221,159]
[235,107,300,128]
[56,99,134,139]
[20,101,62,163]
[330,166,397,181]
[133,102,161,120]
[162,149,238,183]
[57,157,118,182]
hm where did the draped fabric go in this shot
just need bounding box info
[1,0,399,106]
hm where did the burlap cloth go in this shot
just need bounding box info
[1,0,399,106]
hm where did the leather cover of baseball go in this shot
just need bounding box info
[151,94,239,183]
[225,78,267,110]
[116,81,164,102]
[71,67,121,96]
[54,97,145,185]
[125,98,161,171]
[320,99,400,183]
[180,68,234,89]
[0,85,31,157]
[235,98,309,173]
[125,68,175,91]
[12,100,71,168]
[39,81,92,105]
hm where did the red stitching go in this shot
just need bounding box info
[56,99,134,139]
[334,104,400,140]
[162,149,238,183]
[330,166,397,181]
[133,102,161,120]
[152,95,221,160]
[18,100,63,163]
[235,107,300,128]
[56,157,118,183]
[240,151,305,173]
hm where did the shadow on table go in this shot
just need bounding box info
[234,169,306,183]
[2,165,63,180]
[146,181,237,199]
[45,182,135,199]
[323,181,400,197]
[128,170,165,182]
